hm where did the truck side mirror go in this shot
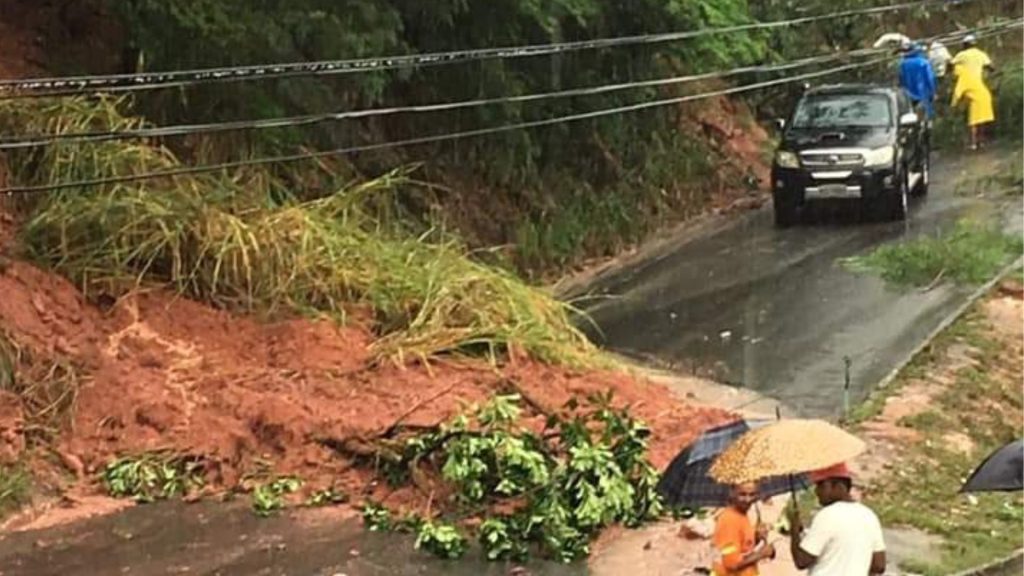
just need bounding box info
[899,112,919,126]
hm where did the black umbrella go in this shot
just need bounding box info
[657,419,809,508]
[961,439,1023,493]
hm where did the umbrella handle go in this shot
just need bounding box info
[789,474,800,514]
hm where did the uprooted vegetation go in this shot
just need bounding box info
[355,393,663,563]
[1,96,594,367]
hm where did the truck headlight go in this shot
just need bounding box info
[862,146,895,167]
[775,151,800,169]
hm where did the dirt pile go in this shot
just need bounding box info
[0,258,733,515]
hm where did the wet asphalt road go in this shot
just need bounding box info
[578,148,1023,418]
[0,502,583,576]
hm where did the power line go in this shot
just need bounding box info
[1,20,1016,196]
[3,17,1015,151]
[0,0,969,97]
[0,59,890,195]
[0,49,887,149]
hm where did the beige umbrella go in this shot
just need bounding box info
[708,419,865,485]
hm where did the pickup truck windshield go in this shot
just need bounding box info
[791,94,893,129]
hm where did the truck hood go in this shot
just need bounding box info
[782,126,895,151]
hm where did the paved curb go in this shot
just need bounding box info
[872,254,1024,394]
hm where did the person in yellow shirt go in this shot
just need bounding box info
[712,482,775,576]
[950,34,995,150]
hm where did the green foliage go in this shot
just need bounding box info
[993,63,1024,141]
[361,501,395,531]
[251,476,302,517]
[305,487,347,507]
[103,453,205,503]
[1,97,598,367]
[372,393,663,563]
[415,520,470,560]
[842,219,1023,287]
[93,0,771,278]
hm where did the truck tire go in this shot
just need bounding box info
[913,149,930,197]
[773,196,798,228]
[886,171,910,221]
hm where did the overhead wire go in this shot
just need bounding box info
[0,19,1018,196]
[2,17,1016,151]
[0,48,889,149]
[0,0,971,97]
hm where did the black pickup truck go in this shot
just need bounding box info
[771,84,930,227]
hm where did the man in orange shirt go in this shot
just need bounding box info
[712,482,775,576]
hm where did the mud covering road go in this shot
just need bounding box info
[578,148,1023,418]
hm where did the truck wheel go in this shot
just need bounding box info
[913,150,930,197]
[773,196,798,228]
[887,171,910,221]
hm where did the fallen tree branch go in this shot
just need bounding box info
[384,382,459,437]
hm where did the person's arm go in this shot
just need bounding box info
[788,508,825,571]
[725,544,774,572]
[871,551,887,574]
[869,510,887,575]
[789,528,818,570]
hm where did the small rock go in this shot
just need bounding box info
[349,549,360,558]
[643,540,653,551]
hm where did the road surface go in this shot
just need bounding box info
[577,147,1022,418]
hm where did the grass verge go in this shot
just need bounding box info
[857,306,1024,575]
[842,219,1023,288]
[0,97,597,366]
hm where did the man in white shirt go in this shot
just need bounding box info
[787,463,886,575]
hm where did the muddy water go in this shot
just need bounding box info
[0,502,585,576]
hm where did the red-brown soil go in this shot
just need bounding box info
[0,258,733,519]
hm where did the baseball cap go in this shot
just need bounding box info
[964,33,978,45]
[809,462,853,483]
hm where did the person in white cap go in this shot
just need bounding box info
[928,40,952,79]
[950,34,995,150]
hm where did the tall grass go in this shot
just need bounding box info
[0,97,596,366]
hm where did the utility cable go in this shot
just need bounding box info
[0,58,892,194]
[2,18,1014,151]
[0,0,970,96]
[1,20,1016,195]
[0,48,887,149]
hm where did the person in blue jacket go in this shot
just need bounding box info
[898,41,937,120]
